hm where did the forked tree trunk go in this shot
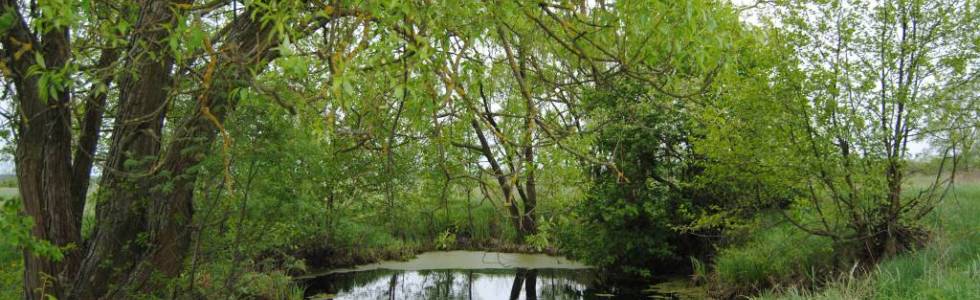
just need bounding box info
[471,120,527,240]
[73,2,187,297]
[883,159,904,258]
[0,0,285,298]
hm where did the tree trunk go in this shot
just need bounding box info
[70,49,121,231]
[77,4,281,297]
[1,0,287,298]
[73,2,188,297]
[471,120,526,241]
[883,159,903,258]
[522,142,538,236]
[0,3,79,298]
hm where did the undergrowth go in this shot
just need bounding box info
[756,184,980,299]
[723,183,980,299]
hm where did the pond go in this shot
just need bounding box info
[300,251,704,299]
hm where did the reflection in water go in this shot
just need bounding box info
[300,251,698,299]
[303,268,599,299]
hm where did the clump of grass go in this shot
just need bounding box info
[236,271,306,300]
[690,256,708,285]
[1,197,25,299]
[713,221,836,295]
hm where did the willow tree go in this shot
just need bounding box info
[0,1,354,298]
[302,0,744,243]
[0,0,637,297]
[700,0,980,260]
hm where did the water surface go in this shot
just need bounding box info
[302,251,701,299]
[312,251,589,275]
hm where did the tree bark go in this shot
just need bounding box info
[73,2,190,297]
[76,2,282,296]
[70,49,121,229]
[0,2,79,298]
[0,1,331,297]
[883,159,903,258]
[498,25,539,237]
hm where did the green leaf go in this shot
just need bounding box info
[186,24,207,52]
[0,11,15,34]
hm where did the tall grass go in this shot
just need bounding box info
[712,216,836,295]
[755,184,980,299]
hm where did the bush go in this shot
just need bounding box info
[564,79,721,276]
[0,247,20,300]
[435,230,456,250]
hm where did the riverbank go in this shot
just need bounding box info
[757,183,980,299]
[292,236,567,277]
[708,180,980,299]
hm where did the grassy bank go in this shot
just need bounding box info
[757,183,980,299]
[711,179,980,299]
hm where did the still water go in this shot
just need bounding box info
[301,251,700,299]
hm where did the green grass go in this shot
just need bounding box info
[712,214,836,295]
[755,184,980,299]
[0,188,18,198]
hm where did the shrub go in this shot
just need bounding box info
[435,230,456,250]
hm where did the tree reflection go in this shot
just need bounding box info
[524,269,538,300]
[508,269,538,300]
[508,269,526,300]
[305,268,593,299]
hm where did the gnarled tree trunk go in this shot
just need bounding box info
[0,0,289,298]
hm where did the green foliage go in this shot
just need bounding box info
[236,271,306,300]
[0,203,23,300]
[524,219,552,252]
[562,78,727,275]
[0,197,63,264]
[544,0,764,276]
[698,0,980,272]
[2,0,975,298]
[1,196,72,299]
[435,230,456,250]
[714,213,836,293]
[690,256,708,285]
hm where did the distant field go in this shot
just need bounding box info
[0,188,16,198]
[906,169,980,187]
[0,174,101,199]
